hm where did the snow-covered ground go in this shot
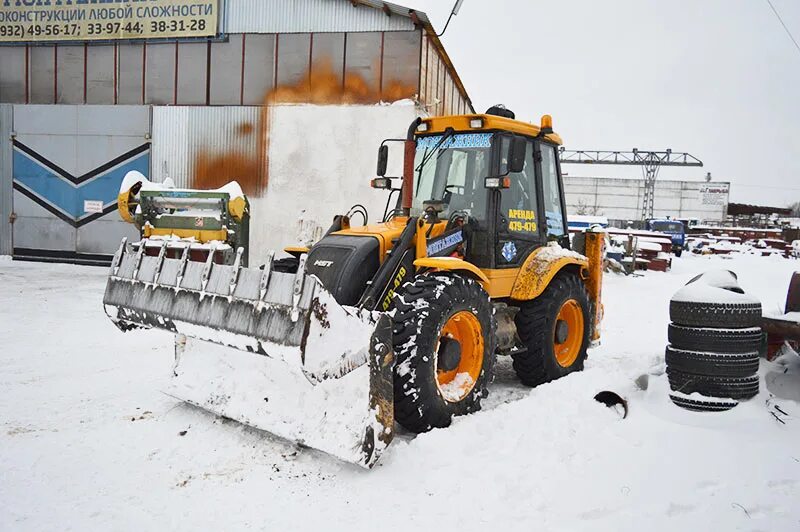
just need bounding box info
[1,254,799,531]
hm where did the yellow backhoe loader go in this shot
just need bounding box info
[103,106,605,468]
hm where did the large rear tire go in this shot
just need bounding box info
[512,272,591,387]
[392,274,496,433]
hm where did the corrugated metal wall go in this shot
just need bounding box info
[0,104,12,255]
[151,106,265,193]
[224,0,415,34]
[418,33,470,115]
[0,30,422,107]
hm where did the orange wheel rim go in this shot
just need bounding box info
[435,311,484,402]
[554,299,584,367]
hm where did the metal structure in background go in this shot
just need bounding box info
[560,148,703,220]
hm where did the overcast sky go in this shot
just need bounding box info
[406,0,800,206]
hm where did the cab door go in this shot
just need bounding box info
[537,141,570,248]
[493,135,545,268]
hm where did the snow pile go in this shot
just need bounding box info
[637,241,663,252]
[686,269,739,290]
[2,254,800,530]
[119,170,245,201]
[670,268,764,304]
[671,282,760,304]
[537,241,587,262]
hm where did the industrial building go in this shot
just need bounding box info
[0,0,472,264]
[563,176,730,225]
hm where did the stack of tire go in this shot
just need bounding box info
[666,270,763,412]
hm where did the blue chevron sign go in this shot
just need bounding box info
[12,140,150,228]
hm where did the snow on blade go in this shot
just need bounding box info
[170,336,389,468]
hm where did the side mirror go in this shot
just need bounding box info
[377,145,389,177]
[508,137,527,174]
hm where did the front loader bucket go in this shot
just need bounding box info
[102,239,395,467]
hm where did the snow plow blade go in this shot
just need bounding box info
[102,239,395,467]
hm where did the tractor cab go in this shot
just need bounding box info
[373,107,571,270]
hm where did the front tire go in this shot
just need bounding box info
[392,274,496,433]
[512,272,591,386]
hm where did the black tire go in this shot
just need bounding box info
[392,273,496,433]
[665,346,759,377]
[668,324,763,354]
[667,369,759,400]
[512,272,591,387]
[669,394,738,412]
[669,300,762,328]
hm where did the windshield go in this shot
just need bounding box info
[651,221,684,233]
[411,133,491,221]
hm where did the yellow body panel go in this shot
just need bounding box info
[510,247,589,302]
[117,191,135,223]
[414,257,489,289]
[284,246,310,256]
[334,217,409,262]
[480,268,520,299]
[423,114,563,145]
[227,196,248,222]
[143,226,229,242]
[582,231,606,341]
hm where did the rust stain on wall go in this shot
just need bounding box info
[191,60,417,196]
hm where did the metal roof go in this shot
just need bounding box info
[224,0,417,34]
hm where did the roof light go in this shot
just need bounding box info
[469,118,483,128]
[417,122,429,132]
[541,114,553,130]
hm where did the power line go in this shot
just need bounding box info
[766,0,800,56]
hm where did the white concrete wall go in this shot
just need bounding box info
[250,102,420,258]
[563,176,729,222]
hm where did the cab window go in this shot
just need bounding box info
[412,133,491,223]
[540,144,566,239]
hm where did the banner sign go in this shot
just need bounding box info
[0,0,219,43]
[699,183,729,206]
